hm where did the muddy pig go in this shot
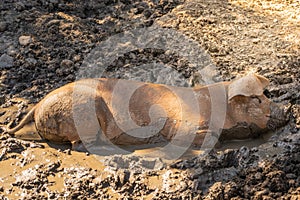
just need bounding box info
[2,74,289,150]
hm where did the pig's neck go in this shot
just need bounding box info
[192,82,231,129]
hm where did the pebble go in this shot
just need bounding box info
[60,59,74,68]
[26,58,38,66]
[19,35,32,46]
[7,46,18,56]
[0,53,14,69]
[73,55,81,62]
[286,173,296,179]
[63,149,72,155]
[0,22,7,32]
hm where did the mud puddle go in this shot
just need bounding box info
[0,140,104,198]
[98,133,275,160]
[220,129,275,150]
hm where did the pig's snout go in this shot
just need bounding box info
[267,102,291,130]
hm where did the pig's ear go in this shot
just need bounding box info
[228,73,270,100]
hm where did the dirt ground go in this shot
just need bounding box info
[0,0,299,199]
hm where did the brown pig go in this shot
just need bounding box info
[2,74,289,150]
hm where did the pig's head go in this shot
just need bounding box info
[220,74,290,141]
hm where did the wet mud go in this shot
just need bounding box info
[0,0,300,199]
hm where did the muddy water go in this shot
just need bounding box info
[112,133,273,160]
[0,141,106,198]
[220,130,275,150]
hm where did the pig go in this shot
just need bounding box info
[2,74,289,150]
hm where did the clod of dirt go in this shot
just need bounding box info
[18,36,32,46]
[0,138,44,161]
[0,54,14,69]
[0,22,7,32]
[104,155,166,173]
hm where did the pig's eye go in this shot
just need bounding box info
[251,96,262,103]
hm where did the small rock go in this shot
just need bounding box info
[254,172,263,180]
[63,149,71,155]
[0,54,14,69]
[7,46,18,56]
[286,173,296,179]
[60,59,74,68]
[73,55,81,62]
[19,35,32,46]
[0,22,7,32]
[26,58,37,66]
